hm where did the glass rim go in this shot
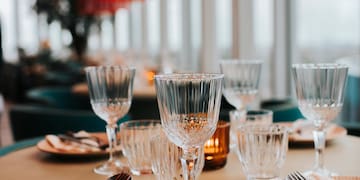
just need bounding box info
[246,109,273,117]
[120,119,161,127]
[84,65,136,72]
[229,109,273,116]
[292,63,348,70]
[154,73,224,80]
[219,59,263,65]
[229,109,247,114]
[237,124,289,134]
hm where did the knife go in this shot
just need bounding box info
[57,134,108,150]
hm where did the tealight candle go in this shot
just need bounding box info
[203,121,230,170]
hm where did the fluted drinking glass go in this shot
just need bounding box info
[292,63,348,178]
[220,59,262,149]
[219,59,262,110]
[236,124,289,180]
[85,66,135,176]
[154,73,223,180]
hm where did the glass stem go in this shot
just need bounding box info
[106,123,118,162]
[313,126,326,170]
[180,147,200,180]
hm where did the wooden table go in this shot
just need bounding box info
[0,136,359,180]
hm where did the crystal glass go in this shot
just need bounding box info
[235,124,289,180]
[245,109,273,125]
[85,65,135,176]
[150,129,204,180]
[219,59,262,110]
[119,120,161,176]
[229,109,273,150]
[154,73,223,180]
[292,63,348,178]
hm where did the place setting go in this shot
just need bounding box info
[32,62,352,180]
[22,61,356,180]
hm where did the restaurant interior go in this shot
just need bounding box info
[0,0,359,180]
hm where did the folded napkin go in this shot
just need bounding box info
[45,131,108,153]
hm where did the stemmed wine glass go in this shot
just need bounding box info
[85,65,136,176]
[292,63,348,178]
[219,59,262,148]
[154,73,223,180]
[219,59,262,110]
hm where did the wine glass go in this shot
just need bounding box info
[154,73,223,180]
[219,59,262,110]
[85,65,136,176]
[292,63,348,178]
[219,59,262,149]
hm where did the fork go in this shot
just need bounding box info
[287,171,307,180]
[108,172,132,180]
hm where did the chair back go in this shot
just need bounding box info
[26,87,91,110]
[9,105,129,141]
[261,98,304,122]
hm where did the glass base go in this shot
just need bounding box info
[303,168,338,179]
[93,159,128,176]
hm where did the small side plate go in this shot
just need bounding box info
[37,132,112,157]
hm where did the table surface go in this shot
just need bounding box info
[0,136,359,180]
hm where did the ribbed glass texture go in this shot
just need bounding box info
[120,120,162,176]
[220,59,262,110]
[154,73,224,148]
[292,64,348,126]
[85,66,136,125]
[236,125,289,180]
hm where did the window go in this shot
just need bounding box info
[1,0,359,103]
[294,0,360,62]
[0,0,17,61]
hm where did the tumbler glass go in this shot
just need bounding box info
[119,120,161,176]
[150,130,204,180]
[229,109,273,149]
[235,124,289,180]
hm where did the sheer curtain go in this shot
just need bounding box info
[1,0,360,101]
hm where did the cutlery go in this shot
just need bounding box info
[287,171,307,180]
[57,134,108,150]
[108,172,132,180]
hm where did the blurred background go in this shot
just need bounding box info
[0,0,359,145]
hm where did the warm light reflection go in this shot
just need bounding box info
[146,70,156,85]
[203,121,230,170]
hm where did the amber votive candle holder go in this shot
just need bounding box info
[203,120,230,170]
